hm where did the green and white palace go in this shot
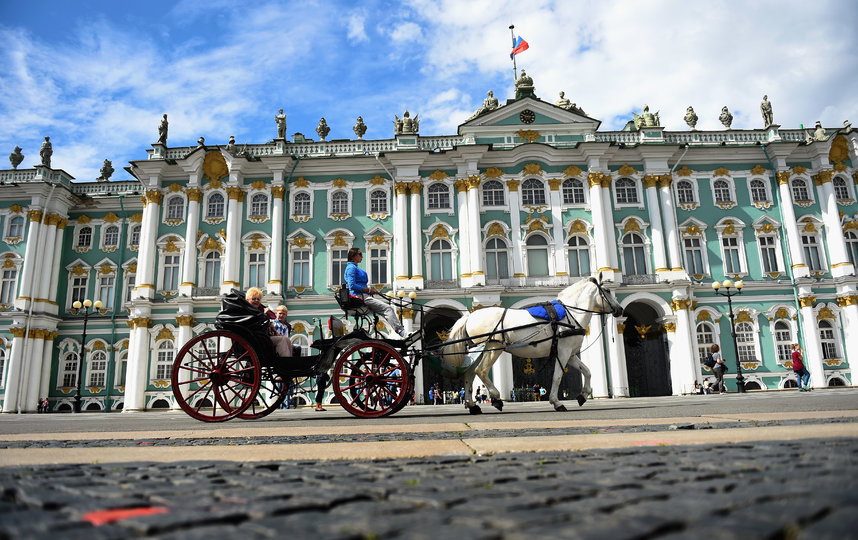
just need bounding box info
[1,80,856,412]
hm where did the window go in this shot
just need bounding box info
[428,184,450,209]
[792,179,809,201]
[525,235,549,277]
[292,250,310,287]
[750,179,768,203]
[774,321,792,364]
[103,225,119,249]
[130,225,141,247]
[833,177,850,200]
[0,266,18,304]
[482,180,505,207]
[562,179,585,204]
[331,248,348,287]
[722,236,741,274]
[162,255,180,290]
[566,236,590,277]
[97,274,115,310]
[77,226,92,248]
[61,352,78,387]
[713,179,732,204]
[615,178,638,204]
[485,238,509,281]
[428,238,454,280]
[0,346,5,387]
[166,196,184,220]
[369,247,388,285]
[293,192,311,217]
[124,273,136,303]
[819,320,838,360]
[684,237,705,275]
[370,190,388,214]
[735,321,756,363]
[88,350,107,387]
[522,179,546,206]
[206,193,225,219]
[8,216,24,238]
[71,275,88,304]
[331,191,349,215]
[115,350,128,387]
[247,252,266,289]
[801,231,823,272]
[759,235,780,273]
[154,341,174,380]
[622,232,647,275]
[696,321,716,364]
[250,194,269,218]
[203,252,221,288]
[676,180,695,204]
[846,231,858,266]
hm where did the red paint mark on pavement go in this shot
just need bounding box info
[83,506,169,526]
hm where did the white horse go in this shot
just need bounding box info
[442,277,623,413]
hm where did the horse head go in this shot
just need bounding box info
[588,276,624,317]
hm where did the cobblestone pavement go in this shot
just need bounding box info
[1,437,856,539]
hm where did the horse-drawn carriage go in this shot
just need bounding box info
[171,278,623,422]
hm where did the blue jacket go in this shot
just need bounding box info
[344,261,368,297]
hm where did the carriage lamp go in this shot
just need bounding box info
[71,299,103,413]
[711,279,746,393]
[397,290,406,298]
[409,291,417,299]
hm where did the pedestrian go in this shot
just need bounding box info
[792,343,811,391]
[533,384,540,401]
[481,386,488,403]
[459,387,465,404]
[710,344,727,394]
[428,386,435,405]
[315,372,330,411]
[539,386,546,400]
[37,398,44,413]
[510,389,516,402]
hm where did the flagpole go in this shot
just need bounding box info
[509,24,517,81]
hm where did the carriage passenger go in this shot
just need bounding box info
[245,288,294,358]
[344,247,405,338]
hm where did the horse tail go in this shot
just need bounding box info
[443,314,470,365]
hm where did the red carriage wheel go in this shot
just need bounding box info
[171,330,261,422]
[237,365,288,420]
[332,340,409,418]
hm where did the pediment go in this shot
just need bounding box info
[458,96,600,141]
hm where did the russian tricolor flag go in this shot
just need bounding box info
[510,36,529,59]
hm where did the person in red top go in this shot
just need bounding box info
[792,343,811,391]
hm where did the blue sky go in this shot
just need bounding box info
[1,0,856,181]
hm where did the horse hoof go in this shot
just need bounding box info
[554,404,568,412]
[491,398,503,411]
[577,395,587,407]
[468,405,482,415]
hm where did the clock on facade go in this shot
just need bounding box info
[519,109,536,124]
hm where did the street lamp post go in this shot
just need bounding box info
[711,279,745,393]
[72,298,102,413]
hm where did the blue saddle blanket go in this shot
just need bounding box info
[525,300,567,321]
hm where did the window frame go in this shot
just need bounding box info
[481,180,506,208]
[521,178,547,207]
[426,182,452,211]
[561,178,586,206]
[613,177,641,206]
[204,191,226,223]
[291,190,313,221]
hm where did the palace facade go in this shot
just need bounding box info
[1,83,856,412]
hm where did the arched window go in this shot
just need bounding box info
[713,179,732,204]
[676,180,694,204]
[88,350,107,387]
[155,341,174,380]
[206,193,225,219]
[77,226,92,248]
[522,179,546,206]
[622,232,647,275]
[735,321,756,363]
[774,321,792,364]
[819,320,838,360]
[331,191,349,214]
[293,192,311,216]
[562,179,585,204]
[846,231,858,266]
[115,350,128,387]
[250,194,268,217]
[203,252,221,288]
[684,236,705,275]
[567,236,590,277]
[526,235,549,277]
[750,179,768,203]
[482,180,505,206]
[833,176,850,200]
[696,321,716,364]
[61,352,78,387]
[0,264,18,305]
[792,179,809,201]
[370,190,388,213]
[485,238,509,281]
[428,238,453,280]
[427,184,450,209]
[615,178,638,204]
[130,225,141,246]
[8,216,24,238]
[166,196,184,220]
[330,246,348,287]
[103,225,119,248]
[0,346,5,387]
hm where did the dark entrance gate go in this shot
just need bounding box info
[420,307,464,402]
[623,302,671,397]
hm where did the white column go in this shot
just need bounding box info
[1,330,26,412]
[777,172,809,278]
[588,173,611,274]
[136,190,162,300]
[48,221,67,301]
[669,296,698,395]
[269,186,285,295]
[643,176,668,277]
[123,316,151,412]
[393,183,409,285]
[601,175,620,273]
[582,323,608,398]
[36,216,58,304]
[492,352,514,400]
[506,180,525,279]
[408,182,423,285]
[548,179,567,277]
[220,186,244,294]
[815,171,853,278]
[455,179,472,285]
[25,331,46,411]
[39,332,57,406]
[798,294,825,388]
[173,315,194,408]
[657,175,683,272]
[179,189,201,296]
[837,293,858,369]
[467,176,485,286]
[607,317,630,397]
[15,211,42,309]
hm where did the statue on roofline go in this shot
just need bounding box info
[514,70,535,99]
[467,90,500,121]
[97,159,114,182]
[39,136,52,168]
[394,110,419,135]
[157,114,168,145]
[719,106,733,129]
[353,116,367,139]
[684,106,698,130]
[316,117,330,141]
[9,146,23,169]
[760,95,773,127]
[633,105,660,129]
[275,109,287,139]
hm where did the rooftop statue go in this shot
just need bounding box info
[812,120,828,142]
[394,110,419,135]
[39,136,52,168]
[275,108,287,139]
[467,90,500,121]
[353,116,367,139]
[719,106,733,129]
[844,120,852,132]
[514,70,535,99]
[157,114,168,145]
[760,95,773,127]
[684,106,698,130]
[633,105,660,129]
[97,159,114,182]
[316,117,331,141]
[226,135,236,155]
[197,136,205,146]
[9,146,23,170]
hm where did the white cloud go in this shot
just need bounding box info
[347,12,369,43]
[390,21,423,43]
